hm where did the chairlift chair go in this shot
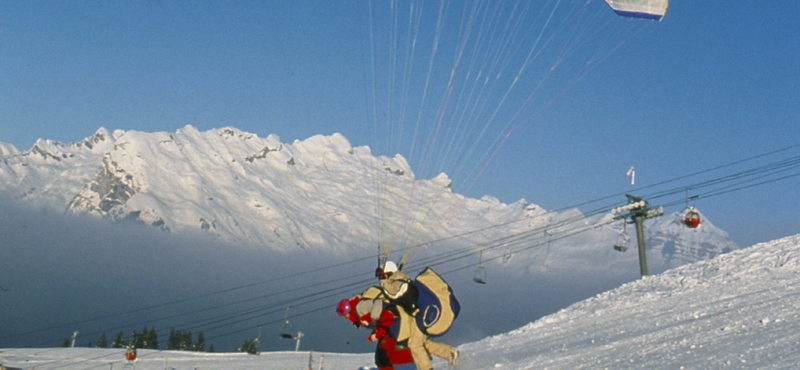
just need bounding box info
[473,250,487,284]
[279,306,293,338]
[613,222,629,252]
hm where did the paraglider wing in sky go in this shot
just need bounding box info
[604,0,669,20]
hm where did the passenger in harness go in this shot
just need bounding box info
[336,290,413,370]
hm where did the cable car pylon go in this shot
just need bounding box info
[611,195,663,277]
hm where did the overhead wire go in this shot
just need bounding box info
[17,141,800,351]
[26,146,800,350]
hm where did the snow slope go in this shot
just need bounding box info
[3,234,798,370]
[465,234,800,369]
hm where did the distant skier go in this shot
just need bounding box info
[377,261,459,370]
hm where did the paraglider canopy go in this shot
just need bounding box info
[604,0,669,20]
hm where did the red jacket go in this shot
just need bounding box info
[346,296,383,328]
[345,296,365,326]
[372,305,398,341]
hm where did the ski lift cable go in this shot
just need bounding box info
[12,256,380,346]
[659,170,800,210]
[563,144,800,214]
[2,228,400,339]
[180,276,378,335]
[418,194,631,267]
[32,212,601,370]
[29,168,795,368]
[132,145,800,355]
[644,155,800,202]
[9,200,586,345]
[404,150,798,271]
[170,274,376,347]
[9,188,657,348]
[410,207,616,272]
[418,192,665,274]
[27,274,367,354]
[642,156,800,207]
[19,269,377,348]
[436,216,619,277]
[151,221,594,346]
[636,152,800,201]
[2,254,379,343]
[187,156,800,342]
[21,143,800,350]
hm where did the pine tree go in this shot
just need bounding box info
[181,330,192,350]
[167,329,179,350]
[163,328,212,352]
[130,330,140,349]
[194,331,206,352]
[237,339,258,355]
[97,333,108,348]
[112,331,126,348]
[146,327,158,349]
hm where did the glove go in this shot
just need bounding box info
[367,333,379,342]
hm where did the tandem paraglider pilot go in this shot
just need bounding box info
[336,260,461,370]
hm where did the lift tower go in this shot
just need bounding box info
[611,195,663,277]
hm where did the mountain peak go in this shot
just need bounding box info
[0,142,19,156]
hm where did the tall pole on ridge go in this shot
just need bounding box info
[611,195,663,277]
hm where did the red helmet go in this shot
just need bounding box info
[336,298,352,317]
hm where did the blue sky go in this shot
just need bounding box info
[2,0,799,248]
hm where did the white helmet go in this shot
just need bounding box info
[383,261,398,274]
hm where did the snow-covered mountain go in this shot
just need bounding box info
[2,234,797,370]
[0,125,746,354]
[1,125,736,267]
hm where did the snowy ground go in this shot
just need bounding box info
[3,234,799,370]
